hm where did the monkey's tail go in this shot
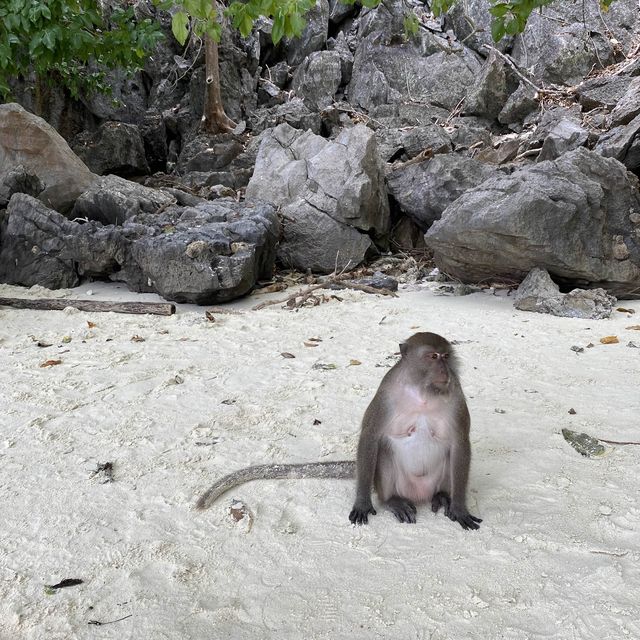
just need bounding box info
[195,460,356,511]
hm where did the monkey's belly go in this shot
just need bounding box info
[388,427,449,502]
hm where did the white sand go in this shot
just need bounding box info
[1,280,639,639]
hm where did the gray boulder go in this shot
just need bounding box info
[348,32,482,112]
[71,175,175,226]
[250,98,322,135]
[510,0,636,85]
[610,76,640,127]
[0,103,96,212]
[387,154,497,228]
[286,0,330,66]
[464,50,509,121]
[246,123,389,273]
[425,148,640,298]
[376,124,452,163]
[0,193,280,304]
[0,166,43,208]
[594,113,640,171]
[537,119,588,162]
[73,121,150,176]
[292,51,343,110]
[498,83,538,126]
[514,268,616,319]
[576,75,634,112]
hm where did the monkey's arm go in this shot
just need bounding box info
[447,437,482,530]
[349,412,381,525]
[196,460,355,511]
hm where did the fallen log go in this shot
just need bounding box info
[0,297,176,316]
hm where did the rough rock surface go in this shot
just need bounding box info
[348,32,482,112]
[72,121,150,176]
[246,123,389,273]
[0,194,280,304]
[425,148,640,297]
[514,268,616,319]
[0,166,43,208]
[387,154,497,228]
[0,103,96,212]
[71,175,175,226]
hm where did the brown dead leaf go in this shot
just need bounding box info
[600,336,619,344]
[617,307,635,314]
[131,335,145,342]
[40,359,62,368]
[205,311,215,322]
[281,352,296,359]
[349,359,362,366]
[307,337,322,342]
[304,341,319,347]
[625,325,640,331]
[87,321,97,328]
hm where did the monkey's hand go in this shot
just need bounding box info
[349,500,377,525]
[446,503,482,530]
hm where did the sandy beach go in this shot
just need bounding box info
[1,280,639,639]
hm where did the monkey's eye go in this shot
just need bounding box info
[429,353,438,360]
[442,353,449,360]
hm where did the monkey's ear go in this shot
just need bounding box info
[400,342,408,357]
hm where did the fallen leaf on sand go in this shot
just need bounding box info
[625,325,640,331]
[600,336,619,344]
[40,359,62,368]
[281,352,296,359]
[131,335,145,342]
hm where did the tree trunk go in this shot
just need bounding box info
[203,34,236,134]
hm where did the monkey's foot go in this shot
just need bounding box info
[386,496,417,524]
[349,500,377,525]
[432,492,481,529]
[431,491,450,513]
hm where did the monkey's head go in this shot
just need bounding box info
[400,332,458,392]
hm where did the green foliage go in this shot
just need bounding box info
[162,0,360,46]
[487,0,555,41]
[403,11,420,39]
[0,0,164,98]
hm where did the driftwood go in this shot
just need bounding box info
[0,297,176,316]
[252,273,398,310]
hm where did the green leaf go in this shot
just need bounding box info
[171,11,190,45]
[271,14,284,44]
[491,19,506,42]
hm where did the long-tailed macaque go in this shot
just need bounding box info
[196,332,481,530]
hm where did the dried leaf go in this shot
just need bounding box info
[349,359,362,366]
[617,307,635,314]
[312,363,337,370]
[307,337,322,342]
[40,359,62,368]
[36,341,53,348]
[62,336,72,344]
[221,399,236,405]
[625,325,640,331]
[599,336,619,344]
[304,341,319,347]
[131,335,145,342]
[87,321,97,328]
[280,352,296,359]
[205,311,216,322]
[45,578,83,590]
[562,428,608,458]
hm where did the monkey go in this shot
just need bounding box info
[348,332,481,529]
[196,332,481,530]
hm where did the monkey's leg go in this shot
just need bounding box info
[385,496,417,524]
[431,491,450,513]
